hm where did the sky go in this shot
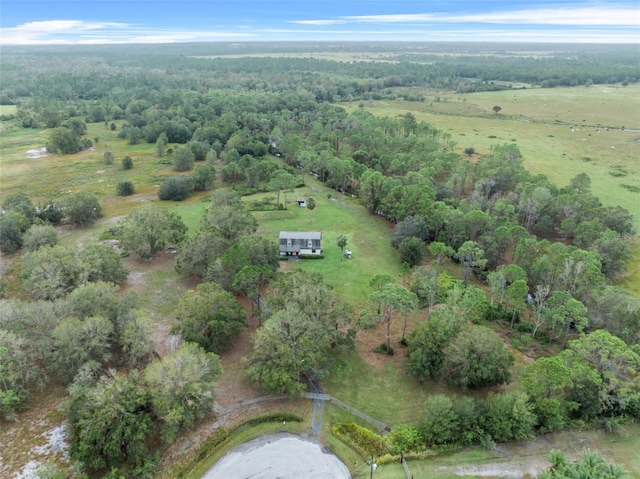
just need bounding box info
[1,0,639,45]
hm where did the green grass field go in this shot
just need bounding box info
[250,183,402,308]
[0,105,17,115]
[0,121,203,218]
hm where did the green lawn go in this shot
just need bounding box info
[251,181,402,309]
[0,104,17,115]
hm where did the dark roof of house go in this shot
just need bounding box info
[279,231,322,240]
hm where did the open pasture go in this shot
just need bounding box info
[348,84,639,195]
[0,122,205,218]
[344,84,640,294]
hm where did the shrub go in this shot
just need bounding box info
[3,192,36,221]
[172,146,195,172]
[122,156,133,170]
[421,395,458,445]
[442,326,514,389]
[46,127,81,154]
[0,211,29,252]
[453,396,482,445]
[385,424,424,454]
[103,151,114,165]
[392,216,429,248]
[515,321,534,333]
[158,176,192,201]
[192,163,215,191]
[480,391,536,442]
[484,303,510,321]
[37,202,64,224]
[398,236,425,267]
[22,224,58,252]
[332,423,385,457]
[373,342,394,355]
[116,181,135,196]
[61,192,103,227]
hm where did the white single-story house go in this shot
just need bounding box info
[279,231,322,256]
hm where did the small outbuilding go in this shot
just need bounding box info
[279,231,322,256]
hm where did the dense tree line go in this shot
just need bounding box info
[1,43,637,129]
[0,192,101,254]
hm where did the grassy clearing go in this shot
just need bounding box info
[0,104,17,115]
[251,181,402,308]
[325,351,435,426]
[0,121,205,218]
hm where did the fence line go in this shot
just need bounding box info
[304,393,391,433]
[401,457,412,479]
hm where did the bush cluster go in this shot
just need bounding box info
[0,193,101,253]
[117,181,135,196]
[298,254,325,259]
[373,342,394,355]
[332,423,385,457]
[340,390,537,460]
[158,176,192,201]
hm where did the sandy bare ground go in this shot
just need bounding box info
[26,148,47,159]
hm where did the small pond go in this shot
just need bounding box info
[201,432,351,479]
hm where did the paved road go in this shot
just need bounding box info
[201,433,350,479]
[311,396,324,435]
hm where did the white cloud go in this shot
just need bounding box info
[0,20,257,45]
[0,20,130,44]
[452,7,640,25]
[18,20,129,32]
[258,27,637,43]
[289,19,347,25]
[298,5,640,27]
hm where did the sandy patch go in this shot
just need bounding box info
[26,148,48,158]
[0,386,69,478]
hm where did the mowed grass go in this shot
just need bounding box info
[324,351,438,426]
[251,182,402,309]
[0,105,17,115]
[342,83,640,295]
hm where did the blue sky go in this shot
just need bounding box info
[1,1,638,45]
